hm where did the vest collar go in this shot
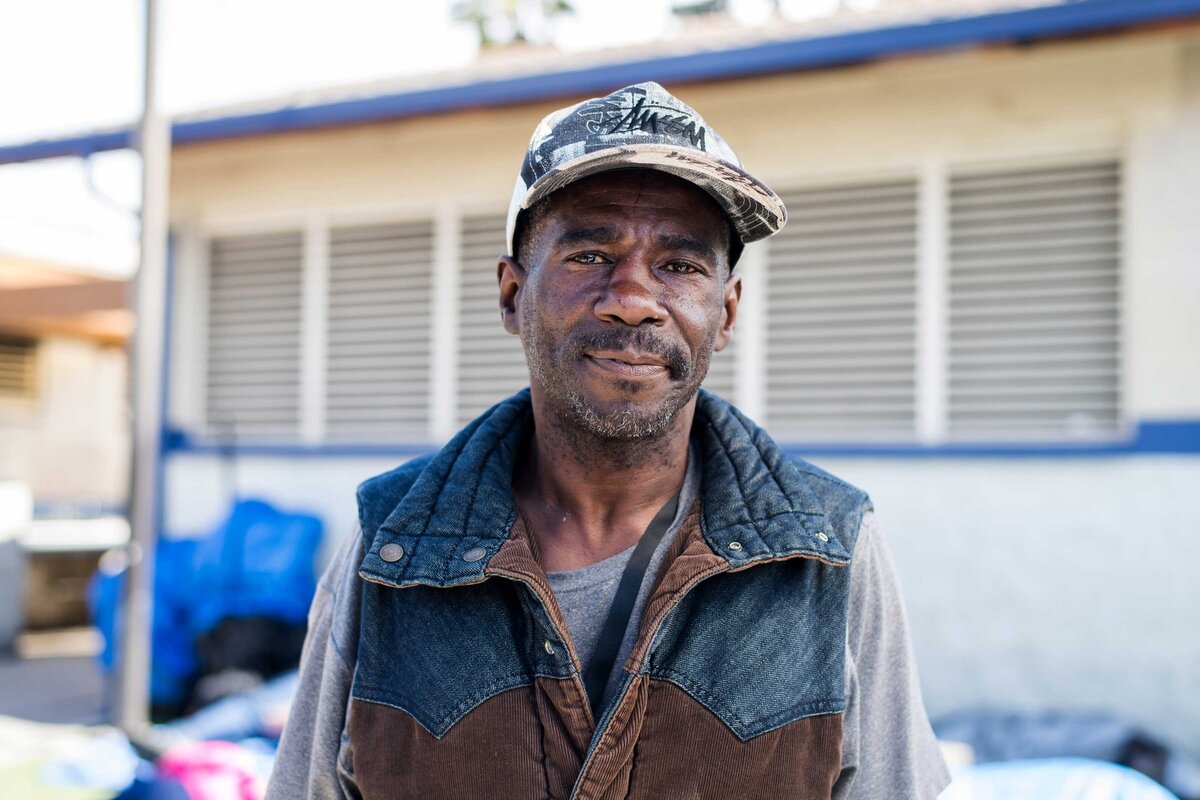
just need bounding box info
[359,389,850,590]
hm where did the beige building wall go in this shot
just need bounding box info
[0,336,129,508]
[167,30,1200,424]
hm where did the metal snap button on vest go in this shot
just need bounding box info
[463,546,488,562]
[817,532,830,543]
[728,541,743,551]
[544,640,556,655]
[379,543,405,563]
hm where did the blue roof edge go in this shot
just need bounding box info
[4,0,1200,165]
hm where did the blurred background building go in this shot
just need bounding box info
[1,0,1198,772]
[0,252,130,509]
[0,251,130,637]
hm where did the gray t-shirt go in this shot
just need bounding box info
[545,449,701,711]
[268,490,951,800]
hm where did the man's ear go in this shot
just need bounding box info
[713,272,742,352]
[498,255,527,336]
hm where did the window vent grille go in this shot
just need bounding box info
[327,221,434,439]
[0,335,37,399]
[457,214,528,424]
[207,232,303,438]
[765,180,919,439]
[947,161,1121,439]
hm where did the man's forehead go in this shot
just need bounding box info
[542,170,730,234]
[548,168,721,205]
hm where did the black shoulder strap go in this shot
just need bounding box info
[583,491,681,714]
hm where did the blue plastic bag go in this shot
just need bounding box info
[90,499,323,710]
[91,536,200,708]
[189,499,323,634]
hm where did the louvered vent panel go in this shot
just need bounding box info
[207,232,302,437]
[0,335,37,398]
[327,221,433,439]
[457,214,528,424]
[947,161,1121,439]
[765,180,919,440]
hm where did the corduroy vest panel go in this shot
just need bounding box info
[631,681,843,798]
[350,679,590,800]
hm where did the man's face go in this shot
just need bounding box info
[499,169,741,440]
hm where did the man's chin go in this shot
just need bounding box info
[562,391,690,441]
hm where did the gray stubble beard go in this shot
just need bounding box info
[521,304,714,442]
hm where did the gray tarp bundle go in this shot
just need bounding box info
[934,710,1200,800]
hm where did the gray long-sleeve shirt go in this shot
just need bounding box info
[267,507,950,799]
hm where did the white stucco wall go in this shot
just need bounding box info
[814,455,1200,759]
[163,452,404,565]
[165,445,1200,758]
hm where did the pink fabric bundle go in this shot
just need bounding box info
[157,741,267,800]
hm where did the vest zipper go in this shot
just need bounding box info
[494,571,597,732]
[566,557,732,800]
[567,546,846,800]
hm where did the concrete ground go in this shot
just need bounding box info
[0,628,107,726]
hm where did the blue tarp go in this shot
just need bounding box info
[188,499,323,633]
[91,499,323,709]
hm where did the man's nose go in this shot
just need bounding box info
[593,256,668,326]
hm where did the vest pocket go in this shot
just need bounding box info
[354,578,573,737]
[349,677,591,800]
[644,560,850,740]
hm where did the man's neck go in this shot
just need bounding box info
[514,395,695,572]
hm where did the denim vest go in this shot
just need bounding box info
[351,389,869,799]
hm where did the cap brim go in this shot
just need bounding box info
[518,144,786,247]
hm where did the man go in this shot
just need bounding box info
[268,82,950,799]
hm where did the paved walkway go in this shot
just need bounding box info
[0,629,107,726]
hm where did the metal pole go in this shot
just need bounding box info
[118,0,171,734]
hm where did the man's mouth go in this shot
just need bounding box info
[583,350,670,378]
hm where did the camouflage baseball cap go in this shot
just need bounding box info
[506,81,787,260]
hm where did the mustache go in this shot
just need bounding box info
[569,329,691,378]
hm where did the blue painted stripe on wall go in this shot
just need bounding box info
[5,0,1200,165]
[164,440,435,459]
[1134,419,1200,453]
[161,419,1200,459]
[792,419,1200,457]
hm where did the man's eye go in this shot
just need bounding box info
[663,261,701,274]
[570,253,606,265]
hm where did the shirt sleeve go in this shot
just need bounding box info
[832,510,951,800]
[266,529,365,800]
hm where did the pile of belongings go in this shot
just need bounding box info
[0,713,277,799]
[91,499,323,718]
[935,710,1200,800]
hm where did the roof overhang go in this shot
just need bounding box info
[0,254,132,343]
[3,0,1200,166]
